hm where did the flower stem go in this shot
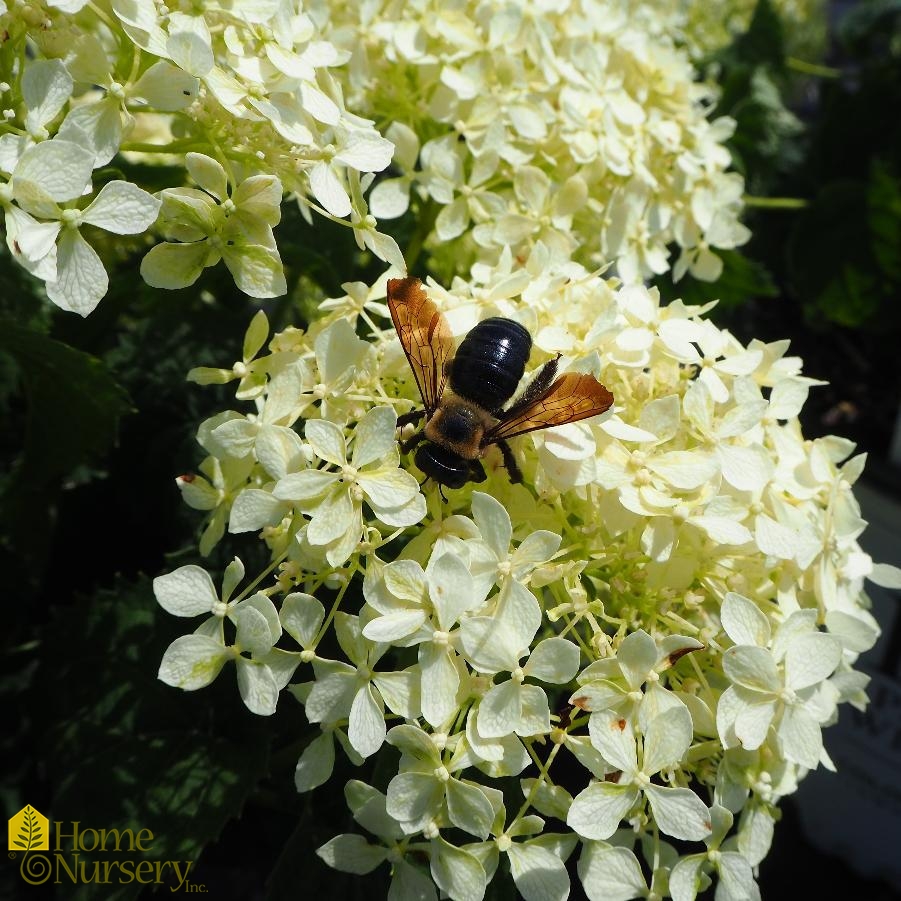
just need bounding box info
[405,199,441,271]
[88,0,118,33]
[513,741,562,824]
[119,140,206,155]
[315,563,359,648]
[743,195,808,210]
[685,739,722,763]
[234,543,295,603]
[786,57,842,79]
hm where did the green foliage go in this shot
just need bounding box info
[837,0,901,56]
[0,317,131,587]
[0,152,407,897]
[789,166,901,328]
[869,164,901,285]
[32,579,274,900]
[0,322,131,488]
[723,0,787,68]
[657,0,900,456]
[656,249,778,310]
[782,6,901,332]
[708,0,805,195]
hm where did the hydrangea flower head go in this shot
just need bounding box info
[154,259,893,899]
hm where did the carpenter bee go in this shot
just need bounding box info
[387,276,614,492]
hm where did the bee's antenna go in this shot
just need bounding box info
[439,484,448,503]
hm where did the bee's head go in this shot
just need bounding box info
[415,444,471,489]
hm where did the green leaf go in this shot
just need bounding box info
[0,321,131,489]
[715,73,803,194]
[729,0,787,69]
[0,322,131,579]
[788,177,901,328]
[838,0,901,54]
[38,578,275,900]
[708,0,803,195]
[655,250,777,310]
[868,162,901,283]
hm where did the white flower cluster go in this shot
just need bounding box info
[1,0,763,319]
[0,0,403,315]
[155,261,896,901]
[319,0,750,283]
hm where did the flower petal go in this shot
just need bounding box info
[352,405,398,467]
[236,658,279,715]
[348,683,386,758]
[154,565,218,616]
[645,784,712,841]
[567,782,638,841]
[306,418,347,466]
[141,241,212,290]
[307,488,355,546]
[14,139,93,203]
[158,634,229,690]
[46,228,108,316]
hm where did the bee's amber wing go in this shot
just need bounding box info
[485,373,614,442]
[387,277,454,415]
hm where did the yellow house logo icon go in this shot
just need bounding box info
[8,806,49,852]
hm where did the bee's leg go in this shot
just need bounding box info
[469,460,487,483]
[500,355,561,418]
[400,429,427,454]
[397,408,426,429]
[497,440,523,483]
[439,483,449,503]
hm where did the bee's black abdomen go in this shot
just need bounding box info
[449,317,531,412]
[415,444,471,489]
